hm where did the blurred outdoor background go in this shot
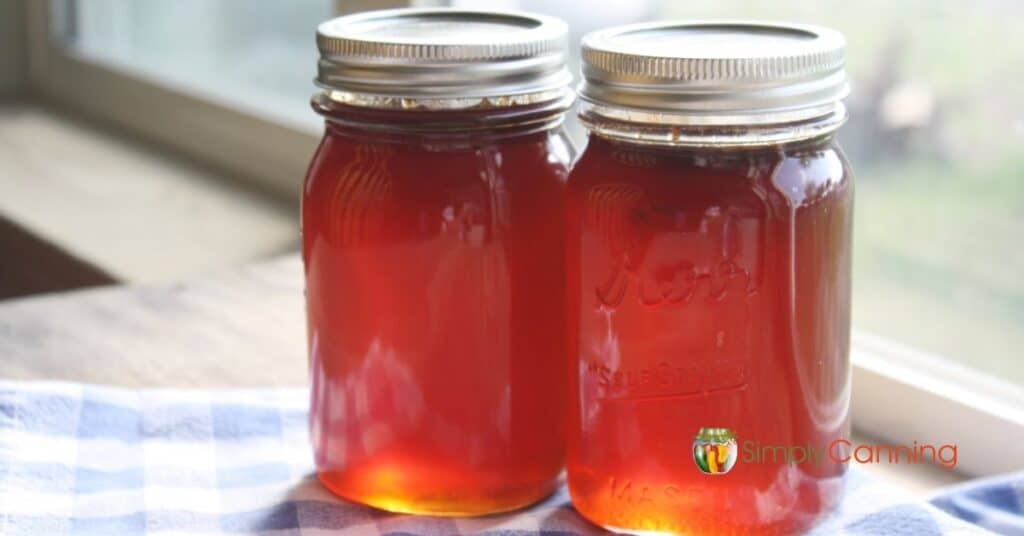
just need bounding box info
[1,0,1022,386]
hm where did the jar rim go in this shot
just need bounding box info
[579,102,847,148]
[316,87,574,112]
[311,90,574,136]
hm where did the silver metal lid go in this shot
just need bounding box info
[579,21,849,126]
[316,8,572,109]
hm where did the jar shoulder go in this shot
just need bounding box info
[306,126,574,188]
[567,136,852,208]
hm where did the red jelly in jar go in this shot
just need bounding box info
[303,9,574,516]
[566,22,854,534]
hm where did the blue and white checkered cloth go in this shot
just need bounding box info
[931,472,1024,536]
[0,381,1002,535]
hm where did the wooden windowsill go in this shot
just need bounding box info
[0,101,299,286]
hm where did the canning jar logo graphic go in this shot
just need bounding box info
[693,428,738,475]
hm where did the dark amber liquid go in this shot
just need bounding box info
[566,135,853,534]
[302,103,572,515]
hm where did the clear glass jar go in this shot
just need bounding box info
[302,8,574,516]
[565,21,853,534]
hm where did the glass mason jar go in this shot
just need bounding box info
[565,22,854,534]
[303,9,575,516]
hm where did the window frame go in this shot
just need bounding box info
[850,330,1024,477]
[24,0,342,200]
[23,0,422,199]
[22,0,1024,479]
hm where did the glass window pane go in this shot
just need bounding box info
[60,0,1024,384]
[458,0,1024,385]
[63,0,334,127]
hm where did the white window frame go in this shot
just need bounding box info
[21,0,1024,479]
[23,0,413,200]
[851,330,1024,477]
